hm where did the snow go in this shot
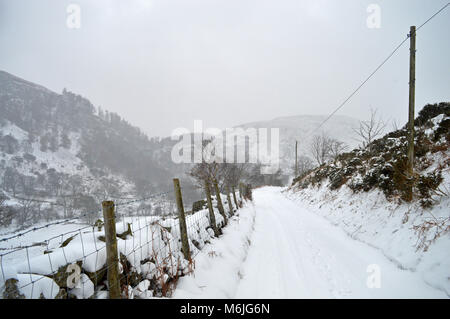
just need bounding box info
[173,202,256,298]
[16,274,60,299]
[286,181,450,297]
[2,184,448,298]
[69,273,94,299]
[0,193,235,298]
[174,187,448,298]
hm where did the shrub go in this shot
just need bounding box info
[192,199,207,213]
[416,171,443,203]
[414,102,450,127]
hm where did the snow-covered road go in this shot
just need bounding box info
[174,187,447,298]
[235,187,446,298]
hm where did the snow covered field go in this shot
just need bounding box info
[174,187,449,299]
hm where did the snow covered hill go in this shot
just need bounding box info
[0,70,186,230]
[235,114,361,173]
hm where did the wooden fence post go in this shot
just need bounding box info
[102,201,121,299]
[231,185,239,208]
[242,184,253,201]
[173,178,191,260]
[226,185,234,216]
[213,179,227,225]
[204,180,220,237]
[247,184,253,201]
[239,183,244,200]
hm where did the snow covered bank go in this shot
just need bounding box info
[285,184,450,297]
[173,202,256,298]
[286,104,450,296]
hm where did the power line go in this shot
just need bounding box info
[311,2,449,135]
[417,2,449,31]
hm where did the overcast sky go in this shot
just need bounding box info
[0,0,449,137]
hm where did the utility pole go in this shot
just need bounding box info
[295,140,298,177]
[407,25,416,200]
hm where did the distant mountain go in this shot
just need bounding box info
[235,114,361,173]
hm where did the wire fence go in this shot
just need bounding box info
[0,181,250,299]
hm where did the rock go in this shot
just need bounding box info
[55,288,68,299]
[68,274,95,299]
[191,239,201,250]
[119,253,143,288]
[94,219,104,231]
[85,266,107,287]
[50,261,83,288]
[329,171,347,190]
[117,223,133,240]
[59,235,77,248]
[192,200,207,213]
[2,278,25,299]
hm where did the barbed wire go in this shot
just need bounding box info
[0,188,178,244]
[0,211,101,244]
[0,183,206,245]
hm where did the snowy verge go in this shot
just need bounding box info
[284,184,450,297]
[172,202,256,298]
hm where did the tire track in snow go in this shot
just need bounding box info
[234,187,448,299]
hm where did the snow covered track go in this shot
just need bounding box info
[176,187,448,299]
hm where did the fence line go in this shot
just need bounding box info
[0,180,253,299]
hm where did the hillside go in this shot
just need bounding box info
[0,71,183,230]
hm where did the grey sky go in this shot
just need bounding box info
[0,0,449,137]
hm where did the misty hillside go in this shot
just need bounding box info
[0,69,176,192]
[0,71,192,229]
[236,114,360,173]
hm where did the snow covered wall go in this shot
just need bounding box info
[0,194,237,299]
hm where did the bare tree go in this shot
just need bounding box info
[0,193,14,227]
[220,163,248,207]
[310,133,333,165]
[221,163,247,190]
[292,155,314,177]
[391,119,399,132]
[353,108,386,151]
[0,208,14,226]
[189,139,224,197]
[0,192,6,208]
[17,197,36,225]
[329,139,348,160]
[3,167,20,196]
